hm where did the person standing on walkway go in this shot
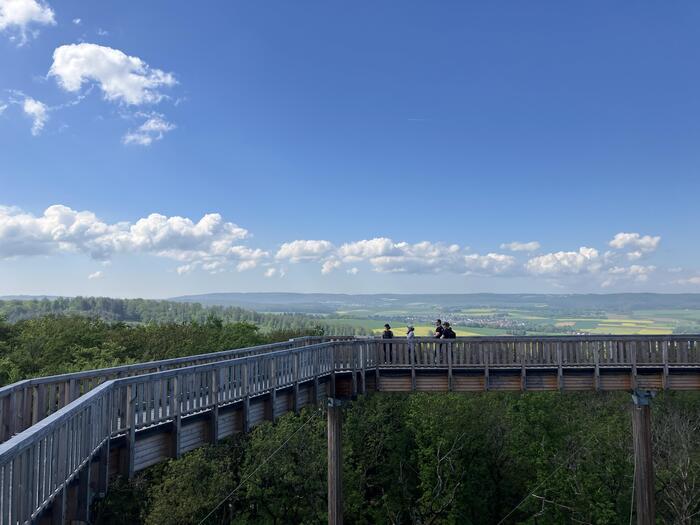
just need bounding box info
[434,319,444,338]
[407,325,415,364]
[442,322,456,339]
[382,323,394,363]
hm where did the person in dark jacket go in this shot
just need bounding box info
[382,324,394,363]
[434,319,444,338]
[442,322,456,339]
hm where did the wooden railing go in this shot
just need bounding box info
[1,335,700,524]
[0,336,349,444]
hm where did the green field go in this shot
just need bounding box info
[325,307,700,336]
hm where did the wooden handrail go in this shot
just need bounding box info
[0,336,349,443]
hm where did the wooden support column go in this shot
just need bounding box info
[631,390,655,525]
[327,398,343,525]
[75,461,91,523]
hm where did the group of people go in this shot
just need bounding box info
[381,319,457,339]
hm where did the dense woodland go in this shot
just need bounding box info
[0,315,323,385]
[0,297,368,333]
[94,392,700,524]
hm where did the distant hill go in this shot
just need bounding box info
[169,292,700,314]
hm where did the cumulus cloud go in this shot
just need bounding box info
[123,115,175,146]
[609,232,660,253]
[526,247,601,275]
[321,259,342,274]
[602,265,656,287]
[0,103,7,114]
[500,241,540,252]
[72,17,80,25]
[87,270,103,280]
[0,0,55,43]
[22,96,48,135]
[347,267,359,275]
[49,43,176,105]
[0,204,265,274]
[276,240,334,262]
[321,238,516,275]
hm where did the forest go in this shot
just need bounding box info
[95,392,700,524]
[0,296,368,334]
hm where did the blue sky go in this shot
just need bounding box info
[1,1,699,297]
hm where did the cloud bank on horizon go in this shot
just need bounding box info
[0,203,694,291]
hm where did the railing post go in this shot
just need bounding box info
[293,352,301,414]
[270,357,278,422]
[210,369,219,442]
[411,340,417,392]
[375,342,381,391]
[557,342,563,391]
[594,341,601,391]
[483,343,490,391]
[360,343,367,395]
[519,342,526,391]
[631,341,638,391]
[330,345,337,398]
[662,340,669,390]
[447,342,453,391]
[172,376,181,459]
[125,384,136,479]
[242,362,250,433]
[351,343,358,398]
[313,350,320,404]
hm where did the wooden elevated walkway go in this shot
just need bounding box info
[1,334,699,524]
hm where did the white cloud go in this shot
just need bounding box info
[500,241,540,252]
[264,267,278,278]
[602,265,656,287]
[526,247,601,275]
[87,270,103,280]
[123,115,175,146]
[464,253,517,275]
[347,267,359,275]
[609,232,660,253]
[50,43,176,105]
[276,240,334,262]
[331,238,514,275]
[22,96,48,135]
[0,0,55,43]
[321,259,341,274]
[676,276,700,286]
[0,205,265,274]
[72,17,80,25]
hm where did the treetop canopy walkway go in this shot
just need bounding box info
[1,334,700,524]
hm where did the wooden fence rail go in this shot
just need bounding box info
[1,335,700,524]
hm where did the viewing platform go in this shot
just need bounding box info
[1,334,699,524]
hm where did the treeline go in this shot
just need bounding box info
[94,392,700,524]
[0,315,321,386]
[0,297,368,335]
